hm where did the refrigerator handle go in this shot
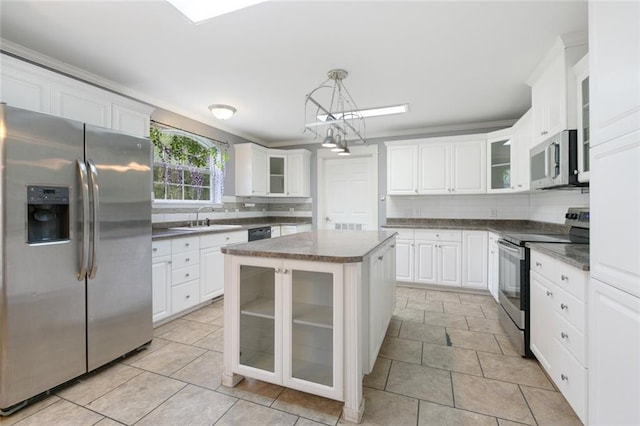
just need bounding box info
[77,159,90,280]
[87,159,100,280]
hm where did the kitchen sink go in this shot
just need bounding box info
[169,224,243,231]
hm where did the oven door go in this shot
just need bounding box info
[497,239,526,328]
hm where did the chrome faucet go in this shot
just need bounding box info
[193,205,216,227]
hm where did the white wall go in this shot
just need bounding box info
[387,189,589,224]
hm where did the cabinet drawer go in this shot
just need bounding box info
[553,285,586,332]
[555,262,587,302]
[200,230,247,249]
[152,240,171,258]
[171,250,199,269]
[386,228,414,240]
[415,229,461,241]
[552,339,587,423]
[172,264,200,285]
[171,236,200,253]
[171,280,200,314]
[553,312,586,365]
[530,250,555,281]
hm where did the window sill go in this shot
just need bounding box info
[152,200,224,209]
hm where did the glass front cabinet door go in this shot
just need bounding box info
[230,256,344,400]
[574,54,590,183]
[486,129,514,193]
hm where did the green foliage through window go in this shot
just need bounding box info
[150,123,228,203]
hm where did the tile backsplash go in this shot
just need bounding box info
[387,189,589,224]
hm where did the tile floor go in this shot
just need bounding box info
[0,286,582,426]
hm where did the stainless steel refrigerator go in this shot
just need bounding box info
[0,105,152,414]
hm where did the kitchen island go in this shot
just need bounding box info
[221,230,397,423]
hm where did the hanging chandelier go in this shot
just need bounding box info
[304,69,366,155]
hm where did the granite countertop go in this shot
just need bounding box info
[152,220,312,240]
[222,230,397,263]
[383,219,569,235]
[526,243,590,271]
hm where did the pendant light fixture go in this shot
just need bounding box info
[304,69,366,155]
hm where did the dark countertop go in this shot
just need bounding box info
[383,219,569,235]
[221,230,397,263]
[526,243,590,271]
[152,220,312,241]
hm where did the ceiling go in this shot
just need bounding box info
[0,1,588,146]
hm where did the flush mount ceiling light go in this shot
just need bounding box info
[166,0,267,23]
[305,69,366,154]
[208,104,236,120]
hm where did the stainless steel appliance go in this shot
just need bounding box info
[497,208,589,357]
[248,226,272,241]
[0,105,152,414]
[530,130,587,189]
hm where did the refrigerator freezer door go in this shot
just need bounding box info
[0,106,87,409]
[84,125,152,371]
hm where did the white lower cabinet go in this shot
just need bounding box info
[462,231,487,289]
[200,230,247,301]
[529,249,588,423]
[170,236,200,314]
[281,224,312,236]
[414,230,461,287]
[487,232,500,301]
[227,256,344,400]
[151,240,172,323]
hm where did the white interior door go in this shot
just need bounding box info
[318,146,378,230]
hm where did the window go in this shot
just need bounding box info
[150,122,228,203]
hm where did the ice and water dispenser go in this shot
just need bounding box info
[27,185,70,244]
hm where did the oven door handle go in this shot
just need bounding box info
[497,239,525,259]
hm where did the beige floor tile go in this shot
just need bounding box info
[94,418,123,426]
[425,290,461,303]
[378,336,422,364]
[445,329,502,353]
[211,313,225,327]
[459,293,497,306]
[182,306,224,324]
[363,357,391,390]
[392,306,424,323]
[386,361,453,406]
[477,352,554,389]
[452,373,535,425]
[443,302,486,318]
[155,320,220,345]
[481,304,502,319]
[56,363,143,405]
[130,342,206,376]
[217,400,298,426]
[11,399,103,426]
[153,318,188,337]
[418,400,498,426]
[466,317,508,334]
[272,388,343,425]
[193,327,224,352]
[86,371,185,425]
[216,378,284,406]
[136,384,236,426]
[396,296,408,309]
[398,321,447,345]
[171,350,224,390]
[396,286,426,300]
[295,418,327,426]
[494,334,521,357]
[338,387,418,426]
[497,419,530,426]
[120,337,172,365]
[424,311,469,330]
[386,319,401,337]
[210,298,224,308]
[0,396,60,426]
[422,342,483,376]
[406,299,444,312]
[521,385,582,425]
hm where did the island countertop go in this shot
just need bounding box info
[221,230,397,263]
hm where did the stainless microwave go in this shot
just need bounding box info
[530,130,586,189]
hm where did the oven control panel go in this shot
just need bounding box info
[565,207,589,228]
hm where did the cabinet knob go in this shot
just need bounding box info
[282,269,289,274]
[275,268,281,273]
[378,256,384,261]
[451,188,455,192]
[546,291,553,296]
[185,258,190,262]
[561,274,568,281]
[414,189,418,194]
[561,374,568,381]
[185,273,190,277]
[536,262,542,267]
[560,303,568,310]
[561,332,568,339]
[185,243,190,247]
[226,237,230,240]
[153,247,158,252]
[186,294,190,299]
[390,244,395,248]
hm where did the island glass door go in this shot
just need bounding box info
[238,265,277,373]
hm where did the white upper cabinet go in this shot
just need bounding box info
[386,135,486,195]
[235,143,311,198]
[486,128,514,193]
[387,145,418,194]
[1,54,152,138]
[512,109,533,191]
[573,54,590,183]
[527,33,588,146]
